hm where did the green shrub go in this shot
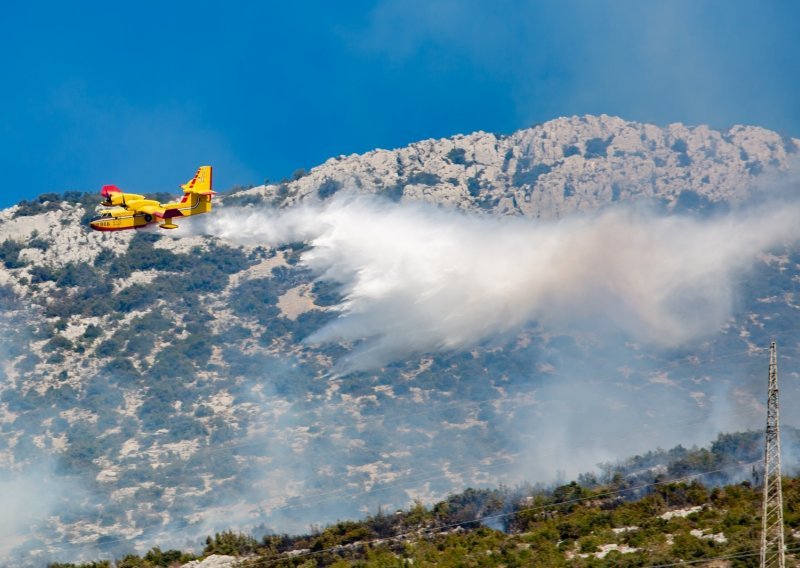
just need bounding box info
[203,531,260,556]
[317,179,341,199]
[585,136,613,159]
[224,193,265,207]
[143,546,192,566]
[14,193,63,217]
[311,280,343,307]
[0,239,25,268]
[29,265,58,283]
[446,147,467,165]
[512,163,552,187]
[43,335,73,353]
[0,284,17,304]
[83,324,102,341]
[407,171,441,186]
[466,177,481,197]
[55,262,102,288]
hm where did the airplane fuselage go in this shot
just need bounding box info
[89,212,152,232]
[89,190,211,231]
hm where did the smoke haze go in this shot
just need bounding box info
[5,192,800,564]
[205,195,800,371]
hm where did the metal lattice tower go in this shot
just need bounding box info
[760,340,785,568]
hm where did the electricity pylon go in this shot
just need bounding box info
[760,340,785,568]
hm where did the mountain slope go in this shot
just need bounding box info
[48,432,800,568]
[0,115,798,565]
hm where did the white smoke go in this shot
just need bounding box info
[204,194,800,371]
[0,464,91,565]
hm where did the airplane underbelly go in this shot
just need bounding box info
[90,214,151,231]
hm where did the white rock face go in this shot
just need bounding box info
[660,505,703,520]
[235,115,799,218]
[690,528,728,543]
[0,202,134,268]
[182,554,239,568]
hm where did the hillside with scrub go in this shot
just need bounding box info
[1,116,800,564]
[46,432,800,567]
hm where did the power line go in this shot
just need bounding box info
[33,384,770,554]
[239,461,760,568]
[644,545,800,568]
[65,401,765,541]
[34,432,763,559]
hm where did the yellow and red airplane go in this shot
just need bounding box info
[90,166,215,231]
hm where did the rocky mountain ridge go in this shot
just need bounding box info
[238,114,798,217]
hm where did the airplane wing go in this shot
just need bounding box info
[123,199,163,216]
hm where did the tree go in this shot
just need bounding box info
[203,531,260,556]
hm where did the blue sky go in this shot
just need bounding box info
[0,0,798,207]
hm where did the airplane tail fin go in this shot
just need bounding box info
[181,165,213,193]
[176,165,215,216]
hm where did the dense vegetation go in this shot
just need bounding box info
[45,469,800,567]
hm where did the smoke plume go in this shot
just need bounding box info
[204,194,800,371]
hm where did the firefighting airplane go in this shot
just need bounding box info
[89,166,215,231]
